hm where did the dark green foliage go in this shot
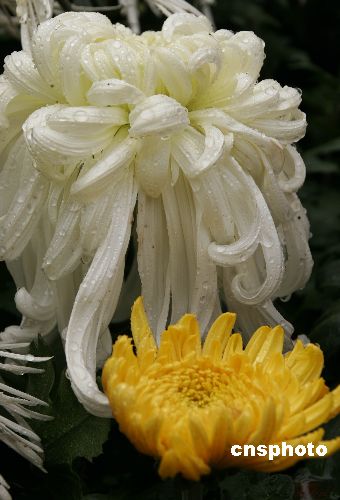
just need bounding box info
[26,338,111,466]
[1,0,340,498]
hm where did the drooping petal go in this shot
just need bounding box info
[0,149,49,260]
[135,136,171,198]
[71,134,137,199]
[137,192,170,341]
[43,199,82,280]
[65,168,137,416]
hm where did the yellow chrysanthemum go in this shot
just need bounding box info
[102,297,340,480]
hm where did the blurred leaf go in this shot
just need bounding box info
[220,471,294,500]
[249,474,294,500]
[316,260,340,297]
[305,156,338,174]
[310,312,340,384]
[27,338,110,466]
[307,138,340,156]
[39,372,111,465]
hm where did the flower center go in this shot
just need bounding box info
[145,360,248,410]
[175,366,230,407]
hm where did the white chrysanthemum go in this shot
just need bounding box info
[0,346,51,497]
[0,12,312,416]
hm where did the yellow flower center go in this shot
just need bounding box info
[149,362,231,409]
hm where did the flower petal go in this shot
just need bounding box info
[161,13,212,42]
[71,134,137,199]
[87,79,145,106]
[65,168,137,416]
[23,104,114,176]
[154,47,192,105]
[135,136,171,198]
[137,192,170,341]
[129,94,189,137]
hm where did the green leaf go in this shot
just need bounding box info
[220,471,294,500]
[249,474,294,500]
[26,337,111,466]
[38,371,111,465]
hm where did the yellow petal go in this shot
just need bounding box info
[131,297,157,353]
[285,341,324,383]
[245,326,283,363]
[222,333,243,362]
[203,312,236,359]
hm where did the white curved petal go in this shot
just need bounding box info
[81,44,115,82]
[4,51,57,102]
[207,157,260,266]
[137,192,170,341]
[190,167,235,243]
[47,184,63,225]
[220,162,285,305]
[226,31,265,81]
[224,269,294,345]
[171,126,204,178]
[48,106,128,134]
[0,76,19,127]
[154,47,192,105]
[60,36,88,106]
[278,145,306,192]
[71,136,137,199]
[31,12,114,87]
[43,200,82,280]
[189,201,218,334]
[105,39,141,86]
[53,272,80,332]
[162,13,212,42]
[225,79,282,119]
[174,125,226,178]
[87,79,145,106]
[14,286,55,322]
[189,47,221,76]
[23,105,114,177]
[129,94,189,137]
[190,108,282,153]
[0,151,49,260]
[135,136,171,197]
[276,194,313,297]
[162,178,191,322]
[79,193,115,259]
[65,169,137,416]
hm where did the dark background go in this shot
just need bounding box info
[0,0,339,498]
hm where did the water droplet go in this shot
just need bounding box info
[70,341,78,352]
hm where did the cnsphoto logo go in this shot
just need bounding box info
[230,443,328,461]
